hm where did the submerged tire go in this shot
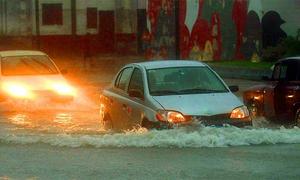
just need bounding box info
[141,119,157,130]
[103,114,113,130]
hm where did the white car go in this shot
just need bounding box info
[0,50,76,102]
[99,60,251,130]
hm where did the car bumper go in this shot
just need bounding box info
[194,118,252,127]
[191,115,252,127]
[158,117,252,129]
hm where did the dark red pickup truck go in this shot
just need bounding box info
[243,58,300,126]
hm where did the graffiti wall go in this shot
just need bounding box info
[144,0,298,60]
[143,0,177,59]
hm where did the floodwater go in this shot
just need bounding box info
[1,109,300,148]
[0,80,300,179]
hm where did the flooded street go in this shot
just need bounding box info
[0,79,300,179]
[2,0,300,178]
[1,139,300,179]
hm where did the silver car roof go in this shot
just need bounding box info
[132,60,207,70]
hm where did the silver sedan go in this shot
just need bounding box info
[99,60,251,130]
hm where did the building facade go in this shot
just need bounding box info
[146,0,300,60]
[0,0,144,56]
[0,0,299,60]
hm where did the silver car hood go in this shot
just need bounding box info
[152,93,243,116]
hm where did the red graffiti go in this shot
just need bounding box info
[190,0,211,51]
[211,12,222,60]
[141,28,153,60]
[148,0,174,35]
[232,0,248,59]
[148,0,162,35]
[179,0,190,59]
[189,0,215,61]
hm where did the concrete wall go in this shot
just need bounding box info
[76,0,98,35]
[2,0,119,36]
[38,0,71,35]
[1,0,299,58]
[76,0,115,35]
[1,0,32,36]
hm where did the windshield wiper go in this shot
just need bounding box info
[178,88,227,94]
[150,90,180,96]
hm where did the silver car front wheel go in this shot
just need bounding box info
[103,114,113,130]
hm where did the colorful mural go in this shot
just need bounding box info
[232,0,248,59]
[189,0,213,61]
[179,0,190,59]
[262,11,287,49]
[1,0,298,59]
[241,10,261,61]
[145,0,291,61]
[145,0,176,59]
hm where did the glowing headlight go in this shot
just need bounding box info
[156,110,191,123]
[254,94,263,100]
[230,106,250,119]
[3,84,31,98]
[52,83,75,96]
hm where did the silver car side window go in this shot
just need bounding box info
[115,67,133,91]
[128,68,144,95]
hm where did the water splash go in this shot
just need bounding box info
[1,126,300,148]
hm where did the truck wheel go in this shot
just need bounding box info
[295,109,300,127]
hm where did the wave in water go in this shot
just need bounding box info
[1,126,300,148]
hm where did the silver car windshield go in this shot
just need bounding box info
[147,67,228,96]
[1,55,59,76]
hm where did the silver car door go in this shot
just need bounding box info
[109,67,133,130]
[127,67,146,128]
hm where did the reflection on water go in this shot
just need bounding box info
[9,114,31,126]
[0,87,102,134]
[1,110,102,135]
[0,107,300,148]
[53,113,72,124]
